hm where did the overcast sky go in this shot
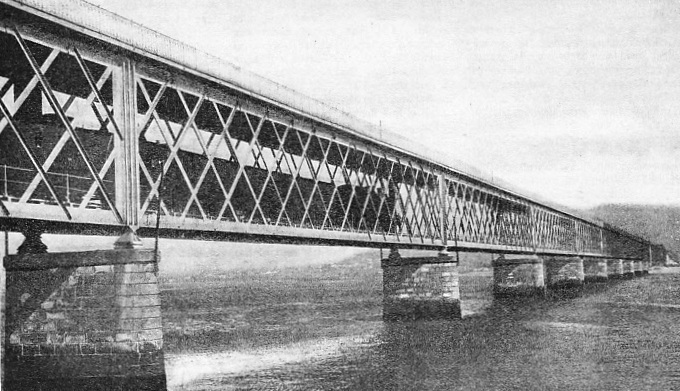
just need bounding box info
[86,0,680,209]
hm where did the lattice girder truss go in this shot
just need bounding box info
[0,18,649,258]
[0,24,122,225]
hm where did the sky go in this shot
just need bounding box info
[81,0,680,210]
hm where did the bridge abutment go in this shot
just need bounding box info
[606,259,624,279]
[544,256,585,288]
[381,250,460,320]
[3,231,166,390]
[492,255,545,297]
[583,257,608,283]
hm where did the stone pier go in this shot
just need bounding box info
[492,254,545,297]
[3,233,166,390]
[583,257,608,283]
[634,260,644,276]
[381,251,460,320]
[544,256,585,288]
[621,259,635,278]
[607,258,624,279]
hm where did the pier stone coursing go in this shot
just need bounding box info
[3,249,166,390]
[544,256,585,287]
[492,255,545,297]
[583,257,608,283]
[634,260,644,276]
[621,259,635,278]
[607,259,624,279]
[381,253,460,320]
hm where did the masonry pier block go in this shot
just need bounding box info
[544,256,585,288]
[493,255,545,297]
[3,249,166,390]
[621,259,635,278]
[382,254,460,320]
[607,259,624,279]
[642,260,650,275]
[634,260,644,276]
[583,257,608,283]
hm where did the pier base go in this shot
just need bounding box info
[544,256,584,288]
[583,257,608,283]
[642,260,650,275]
[607,259,624,279]
[3,248,166,390]
[382,251,460,321]
[622,259,635,278]
[492,255,545,297]
[634,260,644,276]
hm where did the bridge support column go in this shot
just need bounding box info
[3,230,166,390]
[621,259,635,278]
[544,256,585,288]
[607,259,623,279]
[492,254,545,297]
[381,250,460,320]
[634,260,644,276]
[583,257,608,283]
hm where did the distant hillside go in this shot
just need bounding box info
[588,204,680,256]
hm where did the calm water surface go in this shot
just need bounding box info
[164,270,680,390]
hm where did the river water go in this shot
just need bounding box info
[163,269,680,390]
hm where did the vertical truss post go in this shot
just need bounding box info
[599,227,605,256]
[438,172,448,255]
[573,220,578,254]
[529,205,537,252]
[114,59,140,232]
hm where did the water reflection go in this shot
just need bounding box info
[166,333,382,388]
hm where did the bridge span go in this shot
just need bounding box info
[0,1,667,389]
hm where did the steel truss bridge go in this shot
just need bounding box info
[0,0,664,261]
